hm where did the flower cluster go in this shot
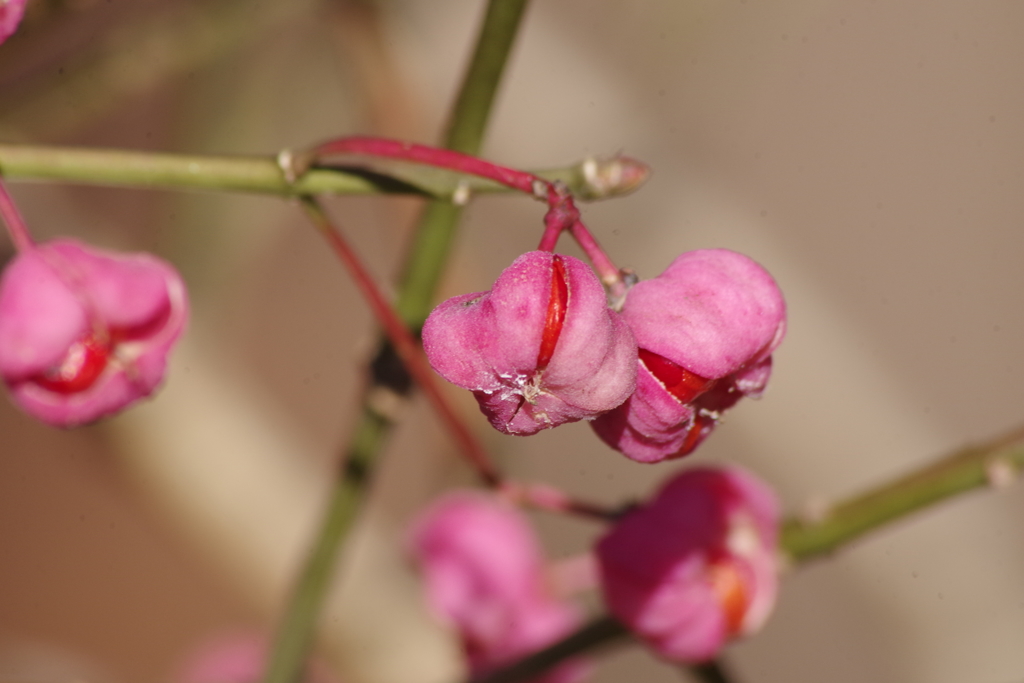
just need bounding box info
[408,466,779,674]
[0,238,188,426]
[408,491,588,683]
[417,236,785,669]
[424,247,785,463]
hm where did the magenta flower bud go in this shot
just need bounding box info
[423,251,636,436]
[591,249,785,463]
[0,0,26,44]
[596,466,780,663]
[0,238,188,427]
[409,492,587,683]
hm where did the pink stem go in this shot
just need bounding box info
[0,178,34,252]
[312,136,537,194]
[309,136,624,289]
[570,219,622,290]
[300,197,502,487]
[498,480,619,522]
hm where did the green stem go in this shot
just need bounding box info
[0,144,638,200]
[259,411,388,683]
[300,196,501,486]
[441,0,530,158]
[781,423,1024,562]
[395,0,531,325]
[260,3,531,683]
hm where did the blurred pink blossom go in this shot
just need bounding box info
[0,0,26,44]
[596,466,780,663]
[176,633,267,683]
[409,491,588,683]
[174,632,337,683]
[591,249,785,462]
[423,250,636,435]
[0,238,188,426]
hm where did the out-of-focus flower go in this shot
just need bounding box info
[423,251,636,435]
[176,633,267,683]
[0,238,188,427]
[0,0,26,44]
[174,632,338,683]
[409,491,588,683]
[596,466,780,663]
[591,249,785,463]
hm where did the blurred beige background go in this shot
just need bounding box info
[1,1,1023,682]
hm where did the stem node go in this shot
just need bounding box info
[277,149,299,185]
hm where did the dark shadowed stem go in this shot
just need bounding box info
[469,616,631,683]
[0,177,33,251]
[688,659,736,683]
[259,4,530,683]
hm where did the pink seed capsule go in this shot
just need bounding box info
[595,466,780,663]
[0,238,188,427]
[423,251,636,436]
[591,249,785,463]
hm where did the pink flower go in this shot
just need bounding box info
[408,492,587,683]
[0,238,188,427]
[174,632,338,683]
[596,466,780,663]
[176,633,267,683]
[0,0,26,45]
[422,251,636,435]
[591,249,785,463]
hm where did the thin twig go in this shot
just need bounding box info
[0,144,646,202]
[0,177,34,251]
[300,197,501,486]
[306,135,638,290]
[782,422,1024,562]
